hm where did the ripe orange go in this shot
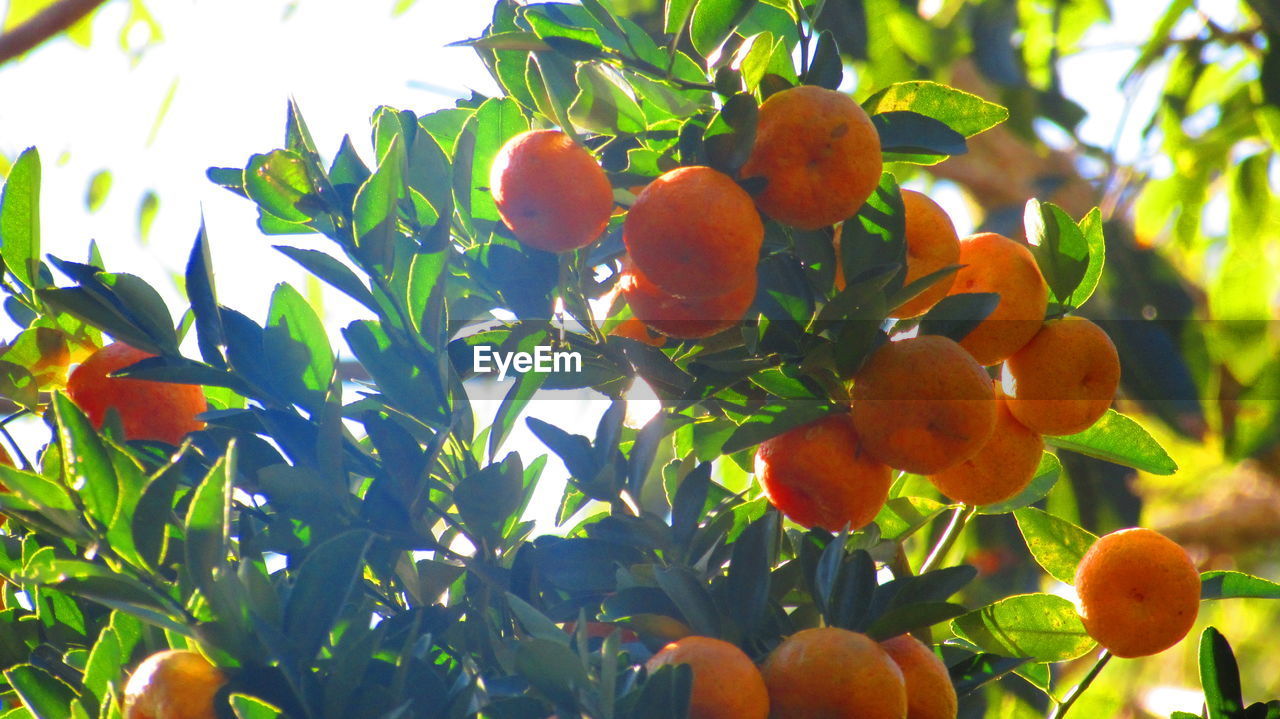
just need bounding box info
[762,627,906,719]
[740,85,882,230]
[754,413,892,531]
[619,264,756,339]
[880,635,958,719]
[1074,528,1200,658]
[490,129,614,253]
[890,190,961,318]
[610,316,667,347]
[928,386,1043,506]
[1002,317,1121,435]
[122,650,227,719]
[623,166,763,298]
[67,343,207,445]
[946,233,1049,366]
[645,636,769,719]
[850,335,997,474]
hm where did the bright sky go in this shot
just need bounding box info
[0,0,1241,537]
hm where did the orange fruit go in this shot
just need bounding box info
[1074,528,1200,658]
[619,264,756,339]
[890,191,961,318]
[880,635,958,719]
[490,129,614,253]
[122,650,227,719]
[1002,317,1120,435]
[741,85,883,230]
[645,636,769,719]
[851,335,997,474]
[67,343,207,445]
[623,166,763,298]
[928,386,1043,506]
[754,413,892,530]
[946,233,1049,366]
[610,316,667,347]
[762,627,906,719]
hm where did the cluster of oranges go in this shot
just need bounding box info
[646,629,955,719]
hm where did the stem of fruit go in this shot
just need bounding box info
[1048,649,1112,719]
[919,504,975,574]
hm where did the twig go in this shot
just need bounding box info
[1048,650,1112,719]
[0,0,110,66]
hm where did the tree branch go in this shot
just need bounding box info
[0,0,109,67]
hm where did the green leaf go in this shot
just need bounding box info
[570,64,646,135]
[917,292,1000,343]
[274,246,378,314]
[1013,507,1097,584]
[53,393,119,529]
[514,638,587,707]
[1200,570,1280,600]
[690,0,760,57]
[283,530,372,661]
[0,148,42,292]
[951,593,1095,663]
[1024,200,1090,307]
[184,449,232,606]
[1066,208,1106,309]
[265,283,333,413]
[186,221,226,368]
[230,695,283,719]
[872,111,968,164]
[720,403,834,454]
[244,150,319,224]
[353,135,408,269]
[1200,627,1244,719]
[457,97,527,224]
[862,81,1009,137]
[86,170,112,212]
[874,496,947,541]
[1044,410,1178,475]
[702,93,758,174]
[3,665,76,719]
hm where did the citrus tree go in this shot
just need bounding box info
[0,1,1277,719]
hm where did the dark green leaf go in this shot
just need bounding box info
[872,111,968,164]
[283,530,372,661]
[917,293,1000,342]
[690,0,760,57]
[1025,200,1090,307]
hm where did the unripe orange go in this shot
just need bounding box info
[645,636,769,719]
[762,627,906,719]
[1074,528,1200,658]
[1002,317,1120,435]
[755,414,892,531]
[623,166,763,298]
[946,233,1049,366]
[881,634,958,719]
[851,335,997,474]
[741,85,883,230]
[122,650,227,719]
[490,129,614,252]
[67,343,207,445]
